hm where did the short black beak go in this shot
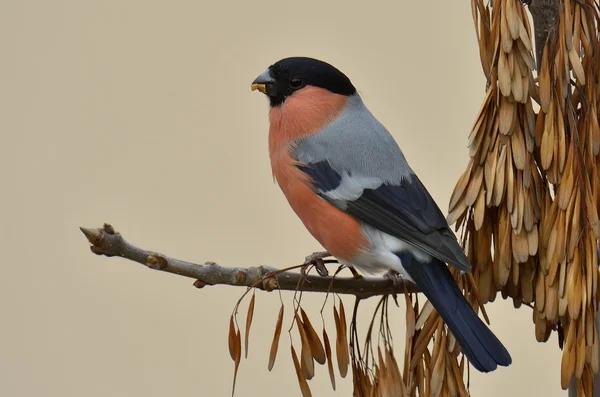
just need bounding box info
[251,70,276,95]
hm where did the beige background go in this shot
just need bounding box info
[1,1,561,396]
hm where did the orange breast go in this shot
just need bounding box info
[267,86,368,262]
[271,151,367,262]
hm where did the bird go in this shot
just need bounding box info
[250,56,512,373]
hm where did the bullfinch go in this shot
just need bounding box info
[251,57,511,373]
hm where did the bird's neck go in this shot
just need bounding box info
[268,87,348,160]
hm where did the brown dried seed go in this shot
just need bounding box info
[500,4,513,53]
[558,152,574,211]
[296,313,314,380]
[586,309,594,347]
[559,291,568,317]
[564,0,573,49]
[417,357,425,397]
[268,304,284,371]
[548,232,561,285]
[559,260,567,298]
[511,65,524,102]
[493,144,507,206]
[231,327,242,397]
[449,161,473,212]
[444,358,458,397]
[561,323,576,389]
[576,316,586,378]
[592,234,598,298]
[432,322,444,360]
[430,330,447,397]
[386,347,406,397]
[499,96,516,135]
[591,106,600,155]
[535,106,545,147]
[520,74,529,104]
[323,329,336,391]
[469,115,487,156]
[416,300,435,329]
[512,258,520,288]
[568,191,581,262]
[506,153,515,213]
[534,310,548,342]
[465,166,484,206]
[470,0,479,37]
[475,221,492,270]
[592,331,599,373]
[520,265,534,303]
[516,175,525,234]
[474,187,486,231]
[244,292,255,359]
[514,44,529,77]
[411,315,441,369]
[511,229,529,263]
[478,257,493,303]
[573,3,582,50]
[560,343,572,390]
[506,0,521,39]
[539,44,551,113]
[524,97,535,140]
[546,225,558,278]
[541,196,558,245]
[447,200,468,228]
[557,108,567,173]
[300,309,326,365]
[228,315,237,361]
[585,180,599,236]
[527,227,538,256]
[541,104,555,170]
[377,347,387,394]
[567,259,582,320]
[544,279,558,322]
[518,16,533,52]
[291,345,312,397]
[485,140,499,205]
[405,294,416,338]
[334,303,349,378]
[498,51,512,96]
[511,124,526,170]
[586,237,594,305]
[568,46,586,84]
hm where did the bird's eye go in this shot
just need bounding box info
[290,78,303,88]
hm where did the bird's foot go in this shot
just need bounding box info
[347,266,363,279]
[303,251,331,277]
[384,269,404,306]
[384,269,404,289]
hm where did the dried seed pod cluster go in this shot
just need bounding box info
[449,0,542,307]
[229,284,352,397]
[449,0,600,393]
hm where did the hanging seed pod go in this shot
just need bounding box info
[267,305,284,371]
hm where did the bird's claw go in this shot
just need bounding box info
[348,266,363,279]
[384,269,404,287]
[303,251,330,277]
[384,269,404,306]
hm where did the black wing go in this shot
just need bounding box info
[297,160,471,272]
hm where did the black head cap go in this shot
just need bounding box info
[251,57,356,107]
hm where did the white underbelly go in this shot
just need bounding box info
[341,224,433,283]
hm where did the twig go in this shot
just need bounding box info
[79,223,418,299]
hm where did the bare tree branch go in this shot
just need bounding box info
[522,0,560,71]
[79,223,418,299]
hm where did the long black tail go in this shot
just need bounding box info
[401,254,512,372]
